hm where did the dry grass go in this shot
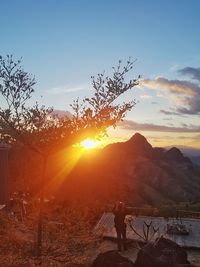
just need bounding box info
[0,203,102,267]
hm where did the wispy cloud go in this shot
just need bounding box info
[191,134,200,141]
[178,67,200,82]
[140,94,152,99]
[141,78,197,96]
[46,85,89,95]
[118,120,200,133]
[160,109,183,116]
[141,68,200,115]
[163,117,173,121]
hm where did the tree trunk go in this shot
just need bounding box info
[36,155,47,258]
[0,144,10,204]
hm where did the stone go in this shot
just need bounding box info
[134,237,196,267]
[91,250,134,267]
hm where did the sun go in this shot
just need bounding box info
[79,138,100,150]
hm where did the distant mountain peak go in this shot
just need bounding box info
[126,133,153,155]
[165,147,191,163]
[166,147,183,157]
[129,132,150,143]
[128,133,152,146]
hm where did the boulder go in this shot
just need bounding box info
[91,250,134,267]
[134,237,195,267]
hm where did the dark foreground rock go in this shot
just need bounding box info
[91,250,134,267]
[134,237,196,267]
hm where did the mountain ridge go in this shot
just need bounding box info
[57,133,200,206]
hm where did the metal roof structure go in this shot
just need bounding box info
[94,212,200,249]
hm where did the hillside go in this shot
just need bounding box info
[166,146,200,166]
[57,133,200,206]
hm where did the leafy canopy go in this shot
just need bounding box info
[0,55,139,156]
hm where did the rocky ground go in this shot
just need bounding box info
[1,204,200,267]
[0,227,200,267]
[92,239,138,263]
[91,239,200,267]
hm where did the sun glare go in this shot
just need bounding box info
[80,138,100,150]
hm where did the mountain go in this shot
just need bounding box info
[165,146,200,166]
[56,133,200,206]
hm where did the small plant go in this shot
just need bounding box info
[126,217,160,243]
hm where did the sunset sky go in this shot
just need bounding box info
[1,0,200,148]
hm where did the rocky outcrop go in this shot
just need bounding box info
[91,250,134,267]
[91,238,196,267]
[134,237,196,267]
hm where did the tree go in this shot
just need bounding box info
[0,55,139,258]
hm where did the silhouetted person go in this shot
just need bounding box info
[113,201,128,251]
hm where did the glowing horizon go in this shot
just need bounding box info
[104,127,200,149]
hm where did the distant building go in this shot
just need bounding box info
[0,144,10,204]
